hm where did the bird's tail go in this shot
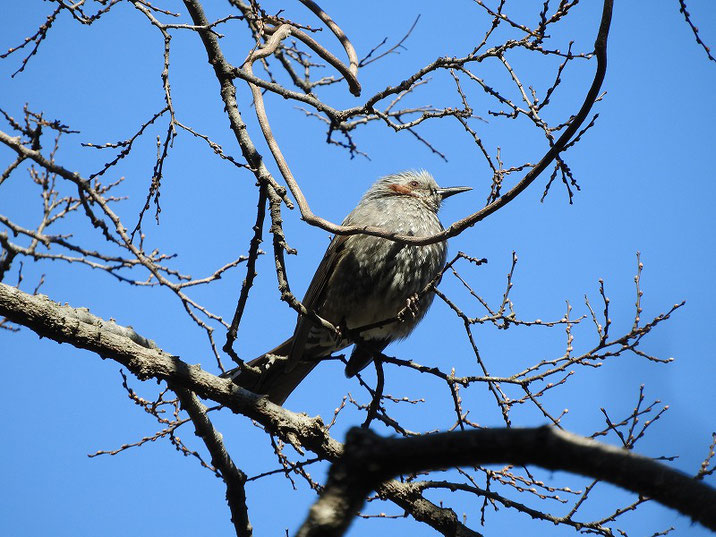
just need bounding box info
[221,338,318,405]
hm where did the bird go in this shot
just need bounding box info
[225,170,471,405]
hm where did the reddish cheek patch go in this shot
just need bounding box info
[388,184,414,195]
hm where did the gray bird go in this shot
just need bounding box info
[226,170,470,404]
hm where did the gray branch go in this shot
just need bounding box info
[174,386,253,537]
[0,282,479,537]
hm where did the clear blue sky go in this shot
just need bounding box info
[1,1,714,536]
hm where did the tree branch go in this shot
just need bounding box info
[184,0,615,248]
[0,281,480,537]
[298,0,359,77]
[174,386,253,537]
[299,426,716,537]
[290,0,614,246]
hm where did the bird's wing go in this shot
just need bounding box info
[287,234,349,366]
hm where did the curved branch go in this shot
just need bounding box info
[261,24,361,96]
[191,0,612,250]
[299,426,716,537]
[298,0,359,76]
[238,0,614,247]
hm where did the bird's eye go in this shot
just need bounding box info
[409,180,419,188]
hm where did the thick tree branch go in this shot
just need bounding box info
[0,282,480,537]
[299,427,716,537]
[0,281,339,455]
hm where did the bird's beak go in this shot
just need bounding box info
[437,186,472,199]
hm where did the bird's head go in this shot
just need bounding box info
[366,170,471,213]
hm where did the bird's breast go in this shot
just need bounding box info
[319,211,446,340]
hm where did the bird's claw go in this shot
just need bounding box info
[398,294,420,321]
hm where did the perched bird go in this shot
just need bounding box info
[226,170,470,404]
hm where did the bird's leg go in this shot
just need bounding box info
[264,353,289,365]
[228,354,281,390]
[334,317,348,346]
[398,293,421,321]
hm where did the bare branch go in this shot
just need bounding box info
[677,0,716,63]
[174,386,253,537]
[0,281,482,537]
[299,427,716,537]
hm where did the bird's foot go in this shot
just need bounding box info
[398,294,420,321]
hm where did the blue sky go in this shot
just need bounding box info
[1,1,715,536]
